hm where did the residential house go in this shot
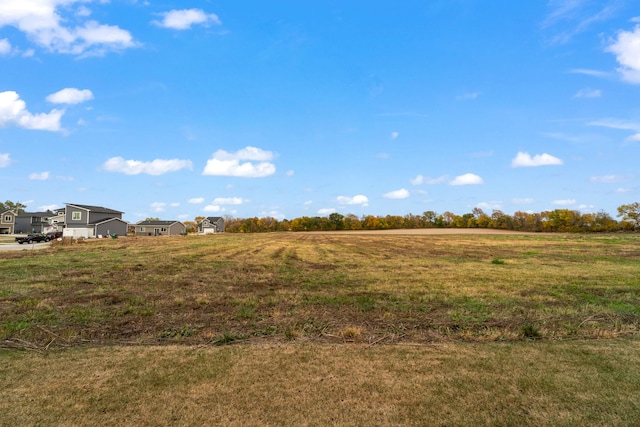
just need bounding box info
[64,203,128,238]
[47,208,66,231]
[198,216,225,234]
[14,211,53,234]
[0,210,16,234]
[133,220,186,236]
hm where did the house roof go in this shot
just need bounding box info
[205,216,223,222]
[66,203,123,214]
[89,217,129,225]
[136,220,183,226]
[16,211,53,218]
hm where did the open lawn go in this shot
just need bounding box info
[1,231,639,425]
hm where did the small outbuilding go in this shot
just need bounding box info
[133,220,186,236]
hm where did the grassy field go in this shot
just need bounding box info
[1,231,639,425]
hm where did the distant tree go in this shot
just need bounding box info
[145,217,160,221]
[0,200,27,214]
[617,202,640,230]
[328,212,344,230]
[183,221,197,233]
[423,211,437,227]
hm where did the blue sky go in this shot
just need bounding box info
[1,0,639,223]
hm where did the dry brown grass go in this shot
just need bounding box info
[1,231,639,425]
[1,339,639,426]
[1,232,639,347]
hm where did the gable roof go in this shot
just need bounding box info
[66,203,123,214]
[136,220,183,226]
[205,216,223,222]
[91,217,129,226]
[16,211,53,218]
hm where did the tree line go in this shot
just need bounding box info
[221,203,640,233]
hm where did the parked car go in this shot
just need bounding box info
[46,231,63,240]
[15,233,48,244]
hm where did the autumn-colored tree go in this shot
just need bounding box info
[617,203,640,230]
[183,221,197,233]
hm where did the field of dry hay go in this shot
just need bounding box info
[1,231,639,425]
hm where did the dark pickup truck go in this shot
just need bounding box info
[15,234,48,244]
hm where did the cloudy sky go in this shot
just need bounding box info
[1,0,639,222]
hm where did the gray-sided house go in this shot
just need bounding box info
[198,216,225,234]
[48,208,65,231]
[64,203,128,238]
[14,211,53,234]
[0,210,16,234]
[133,220,186,236]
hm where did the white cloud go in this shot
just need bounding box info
[410,174,424,185]
[411,174,448,185]
[476,201,503,210]
[626,133,640,142]
[202,146,276,178]
[150,202,166,212]
[102,157,193,175]
[569,68,611,78]
[588,118,640,143]
[203,205,223,213]
[286,170,295,176]
[29,171,50,181]
[543,1,616,44]
[383,188,409,199]
[212,197,244,205]
[39,204,60,212]
[390,131,399,140]
[511,152,563,167]
[574,88,601,98]
[0,153,11,167]
[590,175,627,183]
[0,38,11,54]
[154,9,221,30]
[188,197,205,204]
[317,208,336,216]
[616,187,632,194]
[46,88,93,104]
[607,24,640,83]
[552,199,576,206]
[0,1,137,56]
[0,91,64,131]
[76,6,91,18]
[337,195,369,207]
[260,210,286,220]
[512,198,534,204]
[456,92,479,100]
[170,202,180,208]
[450,173,483,186]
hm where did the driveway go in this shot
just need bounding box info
[0,237,52,251]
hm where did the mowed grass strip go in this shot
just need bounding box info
[0,232,639,347]
[1,339,639,426]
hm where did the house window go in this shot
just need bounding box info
[140,227,145,232]
[161,227,167,232]
[72,211,81,220]
[3,215,11,222]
